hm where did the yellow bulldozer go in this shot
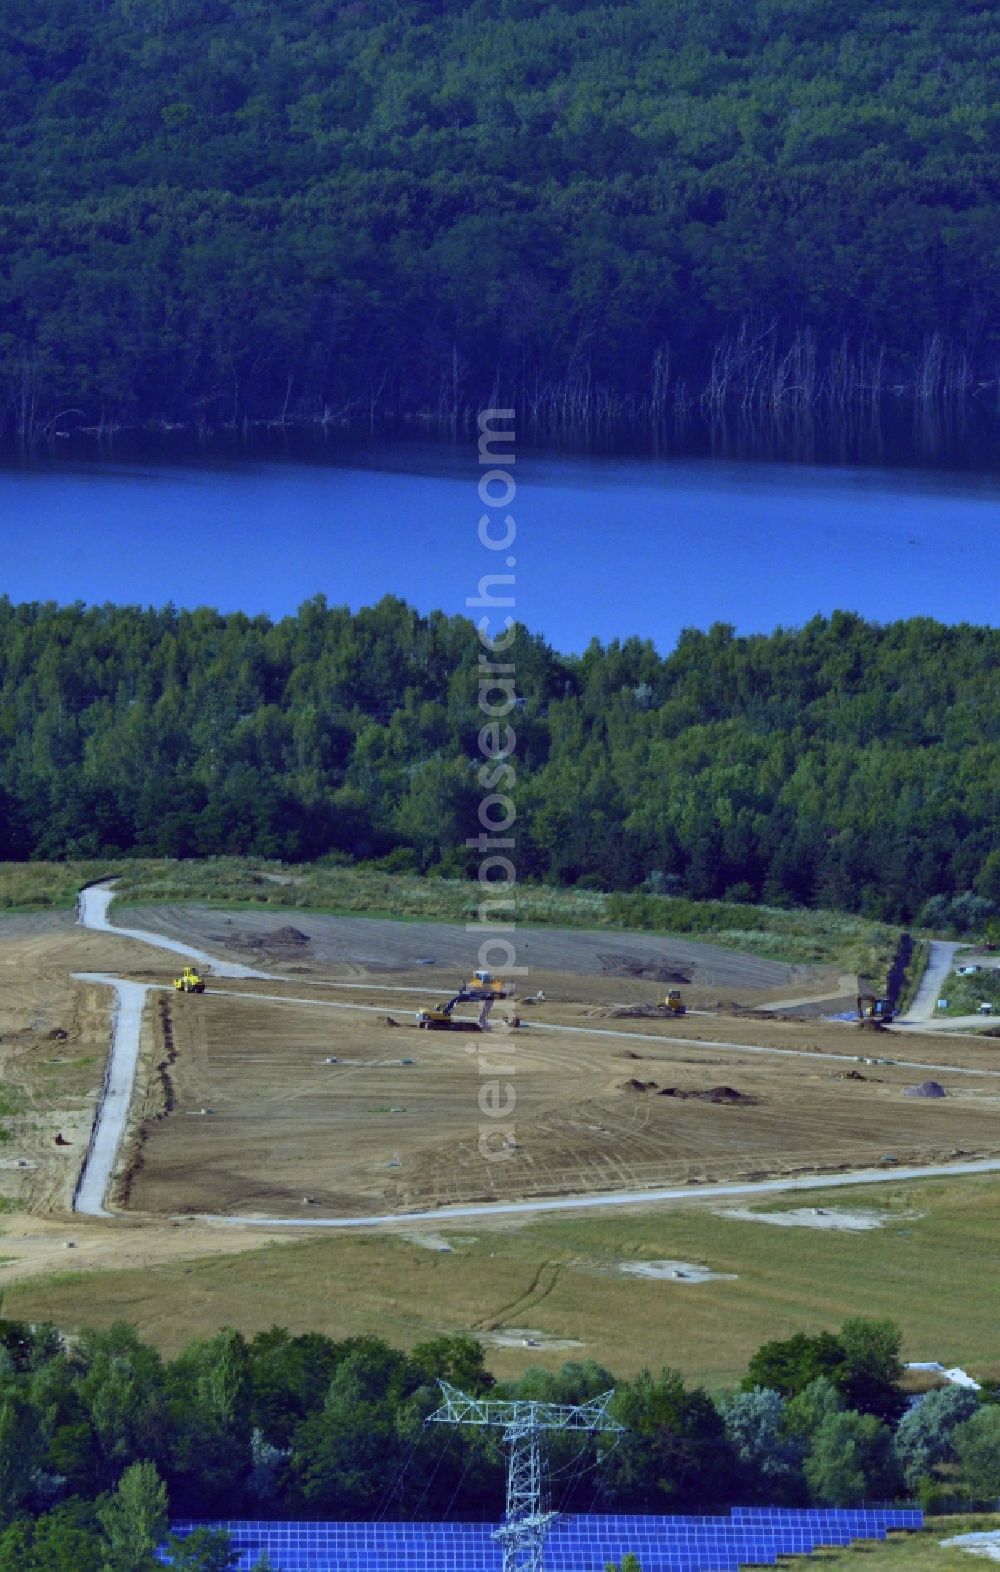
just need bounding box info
[173,965,206,994]
[464,969,512,999]
[660,989,686,1016]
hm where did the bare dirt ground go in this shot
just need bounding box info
[122,986,999,1219]
[3,906,1000,1274]
[114,903,815,993]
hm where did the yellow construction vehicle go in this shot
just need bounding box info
[660,989,686,1016]
[857,992,892,1029]
[173,965,206,994]
[417,987,497,1030]
[465,969,512,999]
[416,995,465,1029]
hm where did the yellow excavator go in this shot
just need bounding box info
[173,965,206,995]
[857,992,892,1029]
[417,986,499,1030]
[660,989,686,1016]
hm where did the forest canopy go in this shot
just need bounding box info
[1,595,999,924]
[0,0,998,432]
[0,1315,937,1553]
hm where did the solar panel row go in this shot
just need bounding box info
[160,1506,923,1572]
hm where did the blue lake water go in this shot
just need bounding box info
[0,441,998,652]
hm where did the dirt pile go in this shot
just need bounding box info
[597,953,691,983]
[593,1003,667,1020]
[659,1085,757,1105]
[213,925,310,954]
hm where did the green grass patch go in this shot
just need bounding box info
[934,969,1000,1018]
[0,859,134,910]
[761,1516,1000,1571]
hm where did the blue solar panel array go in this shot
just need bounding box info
[161,1506,923,1571]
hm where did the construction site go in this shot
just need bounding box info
[2,891,999,1228]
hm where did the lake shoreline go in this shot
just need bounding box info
[2,401,999,478]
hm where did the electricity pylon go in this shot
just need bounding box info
[427,1380,623,1572]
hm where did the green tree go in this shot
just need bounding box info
[0,1503,104,1572]
[410,1336,494,1394]
[162,1528,238,1572]
[608,1368,737,1511]
[895,1386,980,1491]
[804,1411,900,1506]
[783,1377,842,1446]
[717,1387,801,1499]
[168,1329,253,1510]
[837,1319,906,1425]
[953,1406,1000,1500]
[0,1392,44,1528]
[97,1460,169,1572]
[743,1332,846,1400]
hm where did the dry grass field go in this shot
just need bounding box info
[3,1172,1000,1385]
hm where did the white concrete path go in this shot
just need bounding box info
[199,1155,1000,1232]
[77,883,269,978]
[73,884,268,1215]
[72,975,150,1218]
[897,939,967,1023]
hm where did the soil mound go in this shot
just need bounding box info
[261,926,310,948]
[659,1085,757,1105]
[216,924,311,953]
[598,1003,668,1019]
[597,953,691,983]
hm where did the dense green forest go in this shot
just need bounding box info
[1,0,998,435]
[1,596,999,925]
[0,1312,993,1566]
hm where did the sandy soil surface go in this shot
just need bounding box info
[114,980,1000,1220]
[4,903,1000,1256]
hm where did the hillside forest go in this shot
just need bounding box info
[1,597,999,926]
[0,1314,996,1569]
[0,0,998,434]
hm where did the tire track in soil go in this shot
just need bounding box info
[472,1260,563,1332]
